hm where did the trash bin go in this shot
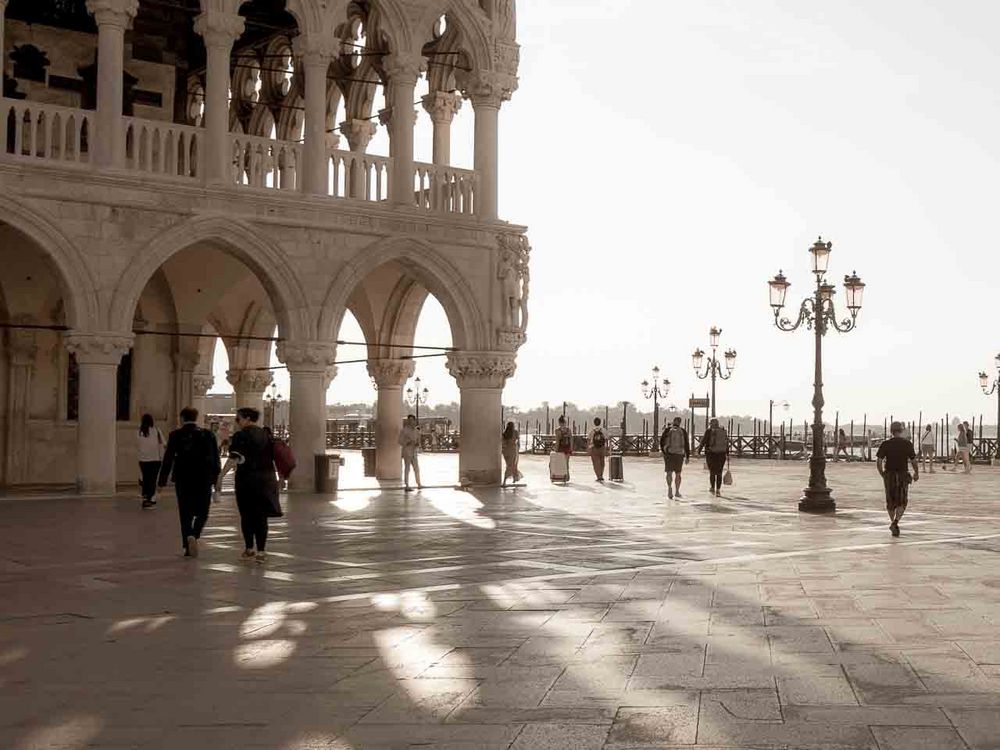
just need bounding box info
[362,446,377,477]
[315,453,344,494]
[609,454,624,482]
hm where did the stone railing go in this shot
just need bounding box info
[123,117,201,179]
[231,132,301,191]
[413,161,477,214]
[2,97,93,166]
[326,148,390,202]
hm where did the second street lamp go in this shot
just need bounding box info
[768,236,866,513]
[979,352,1000,461]
[406,376,429,423]
[693,326,736,418]
[641,367,670,450]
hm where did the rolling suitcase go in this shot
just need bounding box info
[549,451,569,483]
[609,454,624,482]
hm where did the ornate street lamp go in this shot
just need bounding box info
[406,376,429,423]
[769,237,865,513]
[979,352,1000,460]
[641,366,670,449]
[264,383,282,429]
[693,326,736,418]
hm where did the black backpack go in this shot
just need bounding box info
[592,430,606,449]
[174,428,215,478]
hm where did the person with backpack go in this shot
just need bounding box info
[217,407,279,563]
[698,418,729,497]
[158,407,221,558]
[137,413,165,509]
[588,417,609,481]
[659,416,690,499]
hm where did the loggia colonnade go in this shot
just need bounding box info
[0,0,529,493]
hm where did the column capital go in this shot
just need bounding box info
[191,374,215,398]
[65,332,133,366]
[422,91,462,125]
[85,0,138,29]
[447,351,516,389]
[193,9,245,49]
[367,358,415,389]
[459,69,517,108]
[276,340,338,374]
[383,53,426,85]
[292,34,337,67]
[339,119,377,152]
[226,368,274,392]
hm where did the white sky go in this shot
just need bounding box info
[217,0,1000,425]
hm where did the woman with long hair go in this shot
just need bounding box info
[502,421,522,486]
[136,413,164,509]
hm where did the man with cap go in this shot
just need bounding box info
[876,421,919,537]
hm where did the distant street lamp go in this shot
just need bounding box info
[769,236,866,513]
[641,367,670,449]
[979,353,1000,460]
[406,376,429,422]
[692,326,736,418]
[264,383,282,429]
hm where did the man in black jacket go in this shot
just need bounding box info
[158,407,221,558]
[659,416,690,499]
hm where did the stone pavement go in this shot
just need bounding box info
[2,453,1000,749]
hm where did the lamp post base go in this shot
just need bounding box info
[799,486,835,513]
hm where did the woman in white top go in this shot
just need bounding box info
[955,422,971,474]
[919,425,936,474]
[137,413,164,508]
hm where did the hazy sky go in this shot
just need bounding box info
[219,1,1000,425]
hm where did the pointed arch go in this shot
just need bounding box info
[0,194,99,330]
[108,214,311,339]
[318,235,487,351]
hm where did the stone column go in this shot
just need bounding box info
[367,358,415,481]
[277,341,337,492]
[194,9,244,184]
[85,0,138,169]
[294,35,334,196]
[339,118,376,198]
[462,70,515,220]
[1,0,9,90]
[173,351,200,417]
[422,91,462,167]
[191,374,214,425]
[384,54,423,207]
[226,368,273,417]
[4,327,37,485]
[65,332,132,495]
[447,352,516,486]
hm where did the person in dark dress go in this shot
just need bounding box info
[158,407,221,558]
[876,421,919,537]
[217,407,278,563]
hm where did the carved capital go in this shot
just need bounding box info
[276,340,338,374]
[65,332,133,366]
[367,358,415,388]
[226,369,274,393]
[383,53,426,85]
[292,34,337,67]
[459,69,517,108]
[191,375,215,398]
[86,0,139,29]
[193,10,245,49]
[422,91,463,125]
[495,328,526,352]
[339,119,377,152]
[447,351,516,389]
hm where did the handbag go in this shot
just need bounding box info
[722,468,733,486]
[263,474,283,518]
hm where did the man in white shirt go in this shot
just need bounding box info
[398,414,422,490]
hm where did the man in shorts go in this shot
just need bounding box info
[876,421,919,537]
[659,416,690,499]
[919,424,935,474]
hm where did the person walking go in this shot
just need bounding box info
[699,418,729,497]
[659,416,690,500]
[502,421,522,486]
[398,414,422,490]
[956,422,972,474]
[158,407,221,558]
[836,428,850,461]
[137,413,164,509]
[876,421,919,536]
[588,417,609,482]
[217,407,278,563]
[919,424,936,474]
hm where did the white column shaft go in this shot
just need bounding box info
[77,362,120,494]
[94,21,127,168]
[389,80,416,206]
[432,121,452,167]
[473,101,500,219]
[375,386,403,480]
[204,42,233,184]
[458,386,503,485]
[302,58,328,195]
[288,370,327,491]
